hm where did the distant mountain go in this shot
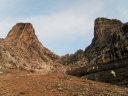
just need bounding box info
[61,17,128,87]
[0,23,64,74]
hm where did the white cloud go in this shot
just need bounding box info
[0,0,104,55]
[2,0,127,55]
[27,2,103,44]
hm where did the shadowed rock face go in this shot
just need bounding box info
[86,17,128,64]
[93,18,123,46]
[61,17,128,66]
[61,17,128,87]
[0,23,64,74]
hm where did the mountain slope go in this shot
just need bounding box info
[0,23,63,74]
[61,17,128,86]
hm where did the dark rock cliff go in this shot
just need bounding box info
[85,17,128,64]
[61,17,128,87]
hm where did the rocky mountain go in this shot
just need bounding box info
[0,23,64,74]
[61,17,128,87]
[85,17,128,64]
[1,19,128,96]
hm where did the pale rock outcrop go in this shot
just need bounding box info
[0,23,64,74]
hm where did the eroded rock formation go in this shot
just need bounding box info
[61,17,128,87]
[0,23,64,74]
[85,17,128,64]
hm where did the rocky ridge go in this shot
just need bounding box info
[0,23,63,74]
[85,17,128,64]
[61,17,128,86]
[0,19,128,96]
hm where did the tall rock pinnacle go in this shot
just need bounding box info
[6,23,39,45]
[93,17,123,46]
[85,17,128,64]
[0,23,64,73]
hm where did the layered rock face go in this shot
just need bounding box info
[83,18,128,86]
[85,18,128,64]
[62,17,128,86]
[0,23,63,74]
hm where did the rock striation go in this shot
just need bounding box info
[85,17,128,64]
[0,23,64,74]
[61,17,128,87]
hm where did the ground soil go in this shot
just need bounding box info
[0,70,128,96]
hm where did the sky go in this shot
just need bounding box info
[0,0,128,56]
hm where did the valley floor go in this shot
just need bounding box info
[0,70,128,96]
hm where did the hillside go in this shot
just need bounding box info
[0,23,64,74]
[61,17,128,87]
[0,18,128,96]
